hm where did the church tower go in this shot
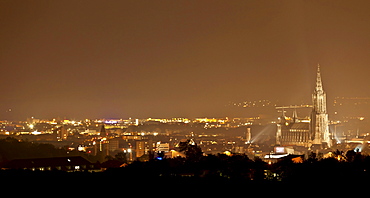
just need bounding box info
[310,64,331,148]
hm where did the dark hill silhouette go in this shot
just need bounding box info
[0,137,66,162]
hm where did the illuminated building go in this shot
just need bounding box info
[135,140,146,158]
[54,125,68,140]
[310,65,331,148]
[276,108,311,147]
[245,126,251,143]
[108,138,120,152]
[276,65,332,148]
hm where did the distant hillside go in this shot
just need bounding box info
[0,137,66,162]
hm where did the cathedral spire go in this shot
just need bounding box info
[311,63,331,148]
[315,64,323,92]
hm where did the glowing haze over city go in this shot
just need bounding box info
[2,0,370,186]
[2,1,370,120]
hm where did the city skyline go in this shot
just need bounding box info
[2,1,370,120]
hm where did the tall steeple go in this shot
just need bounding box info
[312,64,327,114]
[311,64,331,148]
[315,64,323,92]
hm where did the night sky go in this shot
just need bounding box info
[1,0,370,120]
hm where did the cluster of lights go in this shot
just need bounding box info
[229,99,276,108]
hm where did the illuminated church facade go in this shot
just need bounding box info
[276,65,332,148]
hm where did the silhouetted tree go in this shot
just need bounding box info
[114,152,127,163]
[178,139,203,162]
[307,152,318,163]
[105,155,114,161]
[346,150,356,162]
[251,157,266,181]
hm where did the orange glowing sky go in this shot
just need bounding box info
[1,0,370,119]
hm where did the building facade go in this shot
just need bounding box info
[276,65,332,148]
[310,65,331,148]
[276,109,311,148]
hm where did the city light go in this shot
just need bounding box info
[1,0,370,187]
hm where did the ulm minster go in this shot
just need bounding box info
[276,64,332,150]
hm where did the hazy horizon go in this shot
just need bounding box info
[2,1,370,120]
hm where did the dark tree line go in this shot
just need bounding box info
[269,151,370,185]
[103,153,268,185]
[2,136,370,186]
[0,137,66,162]
[102,148,370,186]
